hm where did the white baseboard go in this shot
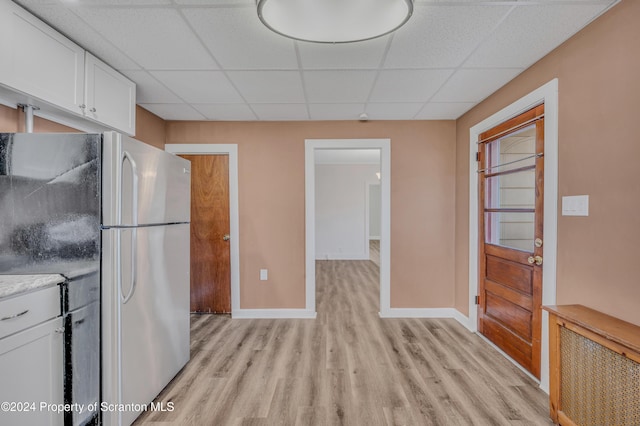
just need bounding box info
[379,307,456,318]
[379,308,473,330]
[232,309,317,319]
[369,236,380,241]
[452,310,474,332]
[315,253,369,260]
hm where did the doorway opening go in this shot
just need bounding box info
[305,139,391,316]
[314,150,381,316]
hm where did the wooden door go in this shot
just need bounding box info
[477,105,544,378]
[180,154,231,313]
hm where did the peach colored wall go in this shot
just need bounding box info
[135,106,165,150]
[0,104,18,132]
[0,104,165,149]
[166,120,456,310]
[0,104,78,133]
[455,0,640,325]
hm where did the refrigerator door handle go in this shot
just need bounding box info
[122,228,137,305]
[120,151,139,226]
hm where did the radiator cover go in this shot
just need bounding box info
[560,327,640,426]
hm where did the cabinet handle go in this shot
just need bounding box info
[1,309,29,321]
[79,104,86,110]
[55,327,65,334]
[90,107,97,113]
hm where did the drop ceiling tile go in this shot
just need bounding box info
[121,70,182,103]
[139,104,206,120]
[384,4,512,68]
[365,103,424,120]
[227,71,305,103]
[251,104,309,120]
[414,102,476,120]
[369,69,454,103]
[192,104,257,120]
[14,0,57,6]
[73,8,217,70]
[298,36,390,69]
[19,6,140,70]
[175,0,252,4]
[183,7,298,70]
[304,71,377,103]
[68,0,171,4]
[308,104,366,120]
[465,4,611,68]
[150,71,243,103]
[431,68,523,103]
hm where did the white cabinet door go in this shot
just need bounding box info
[85,53,136,136]
[0,0,85,115]
[0,317,64,426]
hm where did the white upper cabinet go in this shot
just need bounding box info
[0,0,85,114]
[85,53,136,136]
[0,0,136,135]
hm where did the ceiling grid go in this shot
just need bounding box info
[14,0,619,121]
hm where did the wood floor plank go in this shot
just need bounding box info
[135,254,551,426]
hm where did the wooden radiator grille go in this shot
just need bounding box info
[560,326,640,426]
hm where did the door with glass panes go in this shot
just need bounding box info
[477,104,544,378]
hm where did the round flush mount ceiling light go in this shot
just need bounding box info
[257,0,413,44]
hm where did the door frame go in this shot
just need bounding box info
[305,139,391,316]
[165,144,240,316]
[468,79,558,393]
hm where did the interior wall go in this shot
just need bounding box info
[135,106,166,150]
[166,120,456,310]
[0,104,78,133]
[369,184,381,239]
[455,0,640,326]
[315,163,379,260]
[0,104,165,149]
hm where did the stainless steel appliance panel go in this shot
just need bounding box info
[102,132,190,228]
[0,133,101,274]
[101,223,190,426]
[65,301,100,426]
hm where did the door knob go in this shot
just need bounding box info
[527,256,543,266]
[223,234,230,241]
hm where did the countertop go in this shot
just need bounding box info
[0,274,65,299]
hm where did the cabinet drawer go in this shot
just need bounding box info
[0,286,61,339]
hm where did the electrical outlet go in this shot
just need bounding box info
[260,269,268,281]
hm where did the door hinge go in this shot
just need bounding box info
[475,295,480,305]
[475,152,480,162]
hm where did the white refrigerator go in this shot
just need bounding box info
[101,132,190,426]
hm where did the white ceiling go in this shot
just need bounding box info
[14,0,618,121]
[315,149,381,165]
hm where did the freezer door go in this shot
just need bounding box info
[102,132,190,227]
[0,133,101,274]
[101,225,190,426]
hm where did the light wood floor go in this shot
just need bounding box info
[135,259,551,425]
[369,240,380,265]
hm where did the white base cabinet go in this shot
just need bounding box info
[0,316,64,426]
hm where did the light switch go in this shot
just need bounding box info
[562,195,589,216]
[260,269,268,281]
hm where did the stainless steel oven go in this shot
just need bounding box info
[63,272,100,426]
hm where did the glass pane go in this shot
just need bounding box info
[484,169,535,209]
[485,125,536,173]
[485,212,535,252]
